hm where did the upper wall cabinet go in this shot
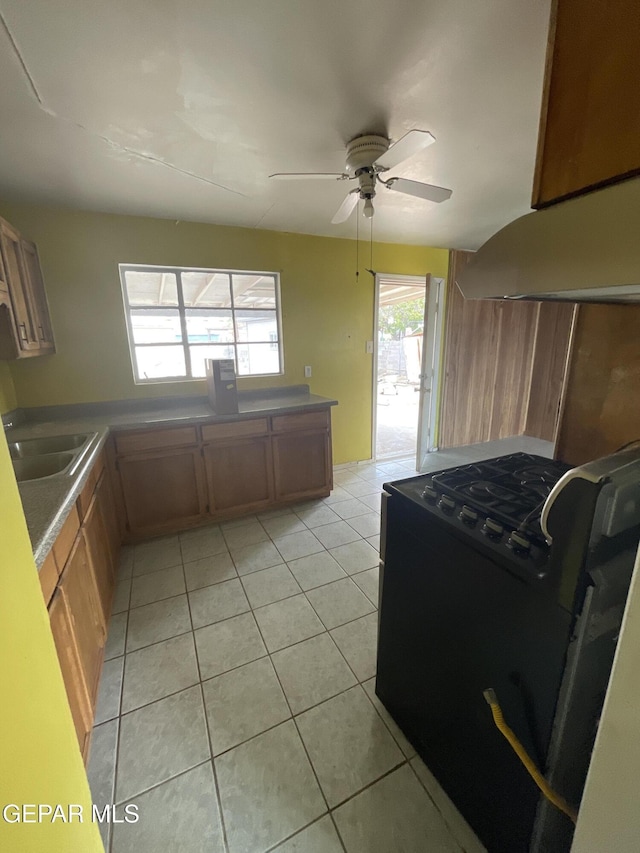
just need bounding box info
[0,217,55,358]
[532,0,640,208]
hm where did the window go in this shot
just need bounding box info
[119,265,283,383]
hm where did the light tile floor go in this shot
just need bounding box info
[89,455,488,853]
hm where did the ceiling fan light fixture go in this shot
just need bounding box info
[363,198,374,219]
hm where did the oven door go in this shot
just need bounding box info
[375,493,573,853]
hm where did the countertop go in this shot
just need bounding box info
[6,386,337,569]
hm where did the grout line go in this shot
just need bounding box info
[112,757,212,808]
[261,815,340,853]
[329,812,350,853]
[107,563,132,853]
[237,567,303,612]
[182,548,233,567]
[327,757,409,812]
[130,560,183,580]
[266,636,334,820]
[180,555,231,853]
[407,758,476,852]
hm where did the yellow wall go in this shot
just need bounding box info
[0,361,17,413]
[0,202,448,463]
[0,428,103,852]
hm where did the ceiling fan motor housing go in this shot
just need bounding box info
[345,134,389,174]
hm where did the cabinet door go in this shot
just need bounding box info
[49,588,93,760]
[82,487,115,627]
[533,0,640,206]
[204,436,273,514]
[0,240,7,293]
[0,291,18,361]
[118,447,206,537]
[0,220,38,352]
[58,535,106,707]
[272,430,331,501]
[98,468,122,573]
[21,239,55,351]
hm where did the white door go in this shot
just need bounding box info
[416,276,445,470]
[374,274,441,464]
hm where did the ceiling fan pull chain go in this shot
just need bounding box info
[370,214,373,270]
[356,200,359,282]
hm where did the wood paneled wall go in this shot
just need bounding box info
[525,303,576,441]
[439,251,575,449]
[555,304,640,465]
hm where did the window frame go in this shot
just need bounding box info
[119,264,284,384]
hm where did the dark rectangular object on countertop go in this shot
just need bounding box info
[206,358,239,414]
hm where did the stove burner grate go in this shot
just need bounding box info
[429,453,570,535]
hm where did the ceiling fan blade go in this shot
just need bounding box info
[385,177,452,203]
[269,172,349,180]
[331,190,359,224]
[373,130,435,171]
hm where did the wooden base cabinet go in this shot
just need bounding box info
[272,430,331,501]
[114,406,334,539]
[117,447,207,538]
[204,436,273,514]
[271,408,333,501]
[48,535,105,762]
[82,479,116,627]
[49,588,93,760]
[41,450,122,763]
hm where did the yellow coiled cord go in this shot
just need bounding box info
[483,688,578,825]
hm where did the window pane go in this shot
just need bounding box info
[185,309,234,343]
[182,272,231,308]
[234,310,278,343]
[236,343,281,376]
[125,270,178,306]
[130,309,182,344]
[134,345,186,379]
[232,274,276,308]
[189,344,236,378]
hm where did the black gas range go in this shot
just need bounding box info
[388,452,571,580]
[376,449,640,853]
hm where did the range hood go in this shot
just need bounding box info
[457,176,640,303]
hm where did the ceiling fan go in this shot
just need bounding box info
[269,130,452,223]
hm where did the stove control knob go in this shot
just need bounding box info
[437,495,456,515]
[422,485,438,503]
[459,505,478,527]
[507,531,531,556]
[481,518,504,540]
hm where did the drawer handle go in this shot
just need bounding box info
[19,322,28,342]
[38,324,45,341]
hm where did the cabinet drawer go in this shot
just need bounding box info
[52,504,80,571]
[115,426,198,455]
[202,418,268,442]
[39,550,59,607]
[271,409,329,433]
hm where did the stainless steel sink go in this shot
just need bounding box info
[9,432,97,482]
[13,452,76,482]
[9,433,91,459]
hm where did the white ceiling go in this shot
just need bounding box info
[0,0,550,249]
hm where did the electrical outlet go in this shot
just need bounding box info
[304,365,312,378]
[366,341,374,354]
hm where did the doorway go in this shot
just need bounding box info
[373,274,444,466]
